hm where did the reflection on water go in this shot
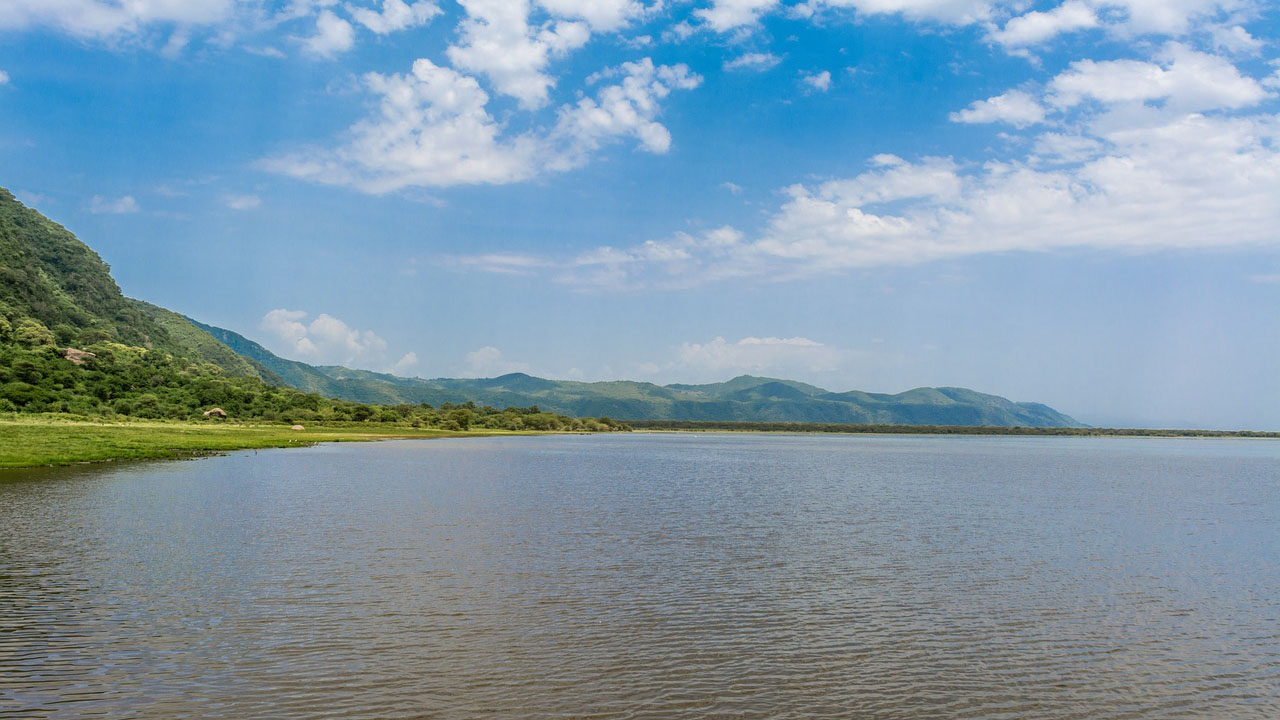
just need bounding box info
[2,434,1278,719]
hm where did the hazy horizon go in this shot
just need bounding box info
[2,0,1278,430]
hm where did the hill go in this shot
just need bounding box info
[180,320,1087,427]
[0,188,622,433]
[0,186,1082,428]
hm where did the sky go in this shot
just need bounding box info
[1,0,1279,429]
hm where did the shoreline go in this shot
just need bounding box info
[0,417,580,470]
[624,421,1280,439]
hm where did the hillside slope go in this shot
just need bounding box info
[0,186,1082,427]
[187,321,1086,427]
[0,188,264,377]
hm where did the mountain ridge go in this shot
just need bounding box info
[185,321,1085,426]
[0,186,1083,427]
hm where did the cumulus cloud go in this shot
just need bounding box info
[264,57,699,193]
[1209,24,1263,56]
[302,9,355,57]
[696,0,780,31]
[260,309,392,368]
[794,0,994,26]
[224,194,262,210]
[392,351,420,375]
[950,89,1045,126]
[800,69,833,92]
[263,58,541,191]
[794,0,1246,47]
[88,195,139,214]
[348,0,440,34]
[452,48,1280,290]
[990,0,1097,47]
[1048,44,1269,112]
[536,0,646,31]
[0,0,236,39]
[462,346,532,377]
[553,59,702,162]
[724,52,783,72]
[446,0,590,109]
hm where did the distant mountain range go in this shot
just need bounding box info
[190,320,1083,427]
[0,186,1082,427]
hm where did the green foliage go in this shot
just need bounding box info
[14,318,55,347]
[0,324,630,431]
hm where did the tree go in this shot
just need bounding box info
[14,318,55,348]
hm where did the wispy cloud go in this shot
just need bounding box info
[88,195,139,214]
[224,194,262,210]
[724,52,782,72]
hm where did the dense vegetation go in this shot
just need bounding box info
[0,184,1080,430]
[0,322,627,430]
[626,420,1280,437]
[0,187,625,433]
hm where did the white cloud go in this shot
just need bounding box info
[950,89,1045,126]
[265,57,699,193]
[446,0,590,109]
[443,252,553,275]
[793,0,1246,45]
[795,0,994,26]
[302,9,355,57]
[463,346,532,377]
[1209,24,1263,56]
[675,336,844,374]
[0,70,9,85]
[991,0,1097,47]
[392,351,420,375]
[502,46,1280,291]
[1099,0,1241,36]
[724,52,783,72]
[535,0,645,31]
[800,69,832,92]
[553,59,702,162]
[348,0,440,34]
[224,194,262,210]
[88,195,139,214]
[1048,44,1269,112]
[0,0,236,39]
[696,0,780,31]
[263,58,540,192]
[260,308,391,368]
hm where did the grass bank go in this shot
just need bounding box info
[0,415,545,469]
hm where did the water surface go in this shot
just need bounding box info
[2,434,1278,718]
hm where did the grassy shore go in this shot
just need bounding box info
[0,415,544,469]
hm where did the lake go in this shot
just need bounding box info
[2,433,1278,719]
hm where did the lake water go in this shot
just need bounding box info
[2,433,1278,719]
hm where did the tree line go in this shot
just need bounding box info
[0,315,629,432]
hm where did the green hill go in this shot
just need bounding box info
[0,188,619,432]
[0,186,1082,428]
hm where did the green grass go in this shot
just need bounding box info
[0,415,542,469]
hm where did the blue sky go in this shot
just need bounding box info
[2,0,1279,429]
